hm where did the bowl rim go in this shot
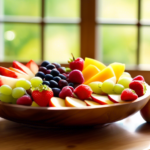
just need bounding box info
[0,84,150,111]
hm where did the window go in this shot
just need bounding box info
[0,0,150,70]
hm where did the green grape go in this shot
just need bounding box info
[0,85,12,95]
[30,77,43,87]
[101,80,115,94]
[11,97,18,104]
[117,77,132,88]
[88,81,103,94]
[113,84,125,94]
[0,93,12,103]
[16,78,31,90]
[31,101,40,107]
[119,72,131,79]
[12,87,25,99]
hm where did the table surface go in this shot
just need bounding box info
[0,112,150,150]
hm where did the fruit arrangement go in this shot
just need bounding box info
[0,55,147,108]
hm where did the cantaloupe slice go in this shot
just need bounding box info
[83,57,106,71]
[109,62,125,81]
[84,66,115,85]
[82,64,100,83]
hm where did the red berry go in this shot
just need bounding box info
[59,86,73,99]
[74,84,92,100]
[121,89,138,101]
[68,69,84,84]
[68,54,84,71]
[17,95,32,106]
[133,75,145,82]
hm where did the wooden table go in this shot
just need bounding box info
[0,112,150,150]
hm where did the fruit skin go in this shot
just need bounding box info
[74,84,92,100]
[140,100,150,122]
[17,95,32,106]
[26,60,38,75]
[69,56,84,71]
[32,85,53,107]
[68,69,84,84]
[59,86,73,99]
[129,80,146,97]
[133,75,145,82]
[121,89,138,101]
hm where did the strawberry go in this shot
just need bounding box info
[133,75,145,82]
[59,86,73,99]
[129,80,146,97]
[74,84,92,100]
[121,89,138,101]
[68,69,84,84]
[32,85,53,107]
[68,54,84,71]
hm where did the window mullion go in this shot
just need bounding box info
[80,0,96,59]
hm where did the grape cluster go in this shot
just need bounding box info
[35,61,74,97]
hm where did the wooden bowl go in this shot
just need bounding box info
[0,86,150,128]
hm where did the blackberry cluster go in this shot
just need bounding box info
[35,61,74,97]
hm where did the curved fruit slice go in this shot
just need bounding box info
[91,94,114,105]
[82,64,100,83]
[26,60,38,75]
[84,66,115,85]
[0,75,19,89]
[12,61,34,78]
[65,97,87,107]
[0,67,30,80]
[49,97,66,107]
[84,100,101,106]
[83,57,106,71]
[109,63,125,81]
[108,94,125,103]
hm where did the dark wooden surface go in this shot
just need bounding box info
[0,112,150,150]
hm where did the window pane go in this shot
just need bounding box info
[97,0,137,21]
[140,27,150,64]
[97,26,137,65]
[45,0,80,18]
[141,0,150,21]
[44,25,80,63]
[2,24,41,62]
[3,0,41,17]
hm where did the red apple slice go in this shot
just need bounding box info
[0,75,19,89]
[65,97,87,107]
[12,61,34,78]
[26,60,38,75]
[108,94,125,103]
[0,67,30,80]
[49,97,66,107]
[84,100,101,106]
[91,94,114,105]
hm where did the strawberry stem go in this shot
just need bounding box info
[71,53,75,61]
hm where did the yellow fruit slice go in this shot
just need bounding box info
[84,66,115,85]
[83,57,106,71]
[84,100,101,106]
[109,62,125,81]
[82,64,100,83]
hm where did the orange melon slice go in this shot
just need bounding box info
[109,62,125,81]
[82,64,100,83]
[84,66,115,85]
[83,57,106,71]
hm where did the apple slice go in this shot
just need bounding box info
[0,75,19,89]
[108,94,125,103]
[49,97,66,107]
[12,61,34,78]
[84,100,101,106]
[26,60,39,75]
[91,94,114,105]
[65,97,87,107]
[0,67,30,80]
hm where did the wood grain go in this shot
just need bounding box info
[0,112,150,150]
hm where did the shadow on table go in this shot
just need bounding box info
[135,122,150,134]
